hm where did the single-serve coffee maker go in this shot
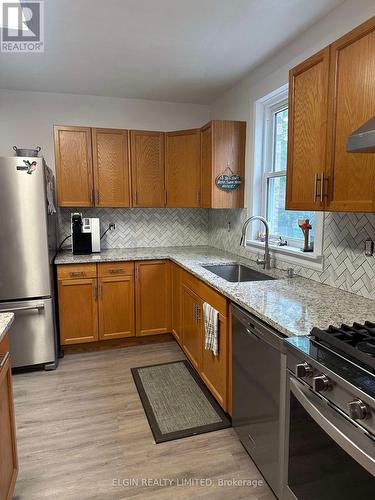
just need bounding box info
[71,213,101,254]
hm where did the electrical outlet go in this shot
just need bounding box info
[109,223,116,231]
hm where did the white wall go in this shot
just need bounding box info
[0,89,210,169]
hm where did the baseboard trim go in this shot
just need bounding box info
[62,333,175,354]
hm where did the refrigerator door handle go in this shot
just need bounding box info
[1,303,45,313]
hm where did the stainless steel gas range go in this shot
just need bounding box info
[284,323,375,500]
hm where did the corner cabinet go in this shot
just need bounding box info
[201,120,246,208]
[286,16,375,212]
[165,129,201,207]
[135,260,171,336]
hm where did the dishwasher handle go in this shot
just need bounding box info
[232,302,286,352]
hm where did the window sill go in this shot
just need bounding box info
[246,239,324,271]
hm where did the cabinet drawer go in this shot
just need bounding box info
[98,262,134,277]
[57,264,97,280]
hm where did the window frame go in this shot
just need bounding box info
[248,85,324,269]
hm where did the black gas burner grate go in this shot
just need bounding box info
[311,321,375,372]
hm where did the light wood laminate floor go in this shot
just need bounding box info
[12,342,275,499]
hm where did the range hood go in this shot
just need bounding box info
[347,116,375,152]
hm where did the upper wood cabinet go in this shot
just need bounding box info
[201,120,246,208]
[286,16,375,212]
[135,260,171,336]
[326,18,375,212]
[54,125,93,207]
[286,48,330,211]
[130,130,165,207]
[165,129,201,207]
[92,128,131,207]
[55,121,246,208]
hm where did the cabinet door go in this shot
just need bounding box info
[286,48,330,210]
[98,276,135,340]
[54,125,93,207]
[326,18,375,211]
[0,355,18,500]
[92,128,131,207]
[135,261,171,336]
[58,279,98,345]
[171,263,181,344]
[200,313,228,410]
[200,123,212,208]
[211,120,246,208]
[130,130,165,207]
[165,129,201,207]
[181,285,202,370]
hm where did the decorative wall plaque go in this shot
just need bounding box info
[215,167,242,192]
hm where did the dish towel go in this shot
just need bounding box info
[44,164,57,214]
[203,302,219,357]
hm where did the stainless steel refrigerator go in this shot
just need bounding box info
[0,157,58,369]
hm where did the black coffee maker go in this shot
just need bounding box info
[71,213,92,255]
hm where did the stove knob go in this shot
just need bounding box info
[295,362,313,378]
[348,399,371,420]
[313,374,331,392]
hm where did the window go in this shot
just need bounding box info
[250,86,323,263]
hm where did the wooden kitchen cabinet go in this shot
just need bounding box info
[286,48,330,211]
[286,16,375,212]
[130,130,165,207]
[98,275,135,340]
[201,121,246,208]
[92,128,131,207]
[58,278,99,345]
[326,17,375,212]
[181,284,202,370]
[200,314,228,410]
[54,125,93,207]
[0,352,18,500]
[165,129,201,207]
[135,260,171,336]
[171,263,181,344]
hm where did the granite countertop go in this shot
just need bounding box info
[55,246,375,338]
[0,313,14,345]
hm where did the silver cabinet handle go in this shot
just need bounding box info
[0,352,9,369]
[320,171,324,203]
[2,304,44,313]
[108,268,125,274]
[313,173,318,202]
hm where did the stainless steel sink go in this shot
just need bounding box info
[202,263,275,283]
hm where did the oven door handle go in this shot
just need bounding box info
[290,377,375,476]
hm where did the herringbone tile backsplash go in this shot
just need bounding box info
[208,209,375,300]
[58,206,375,300]
[58,208,209,248]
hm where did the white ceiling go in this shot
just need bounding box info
[0,0,344,104]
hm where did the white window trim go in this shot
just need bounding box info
[247,84,324,271]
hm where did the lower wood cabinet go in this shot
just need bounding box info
[171,263,181,344]
[58,278,99,345]
[135,260,171,336]
[98,275,135,340]
[181,284,202,370]
[0,352,18,500]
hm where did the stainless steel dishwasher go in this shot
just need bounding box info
[232,303,287,499]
